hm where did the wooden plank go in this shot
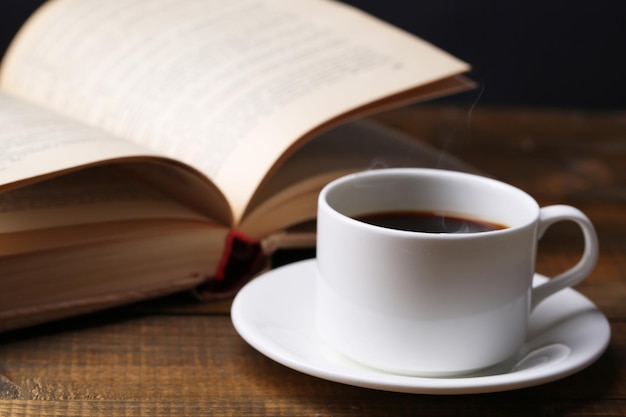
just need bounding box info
[0,106,624,416]
[0,315,624,401]
[1,399,626,417]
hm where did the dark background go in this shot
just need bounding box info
[1,0,625,109]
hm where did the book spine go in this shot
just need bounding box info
[194,230,268,299]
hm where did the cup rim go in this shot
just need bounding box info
[319,168,540,239]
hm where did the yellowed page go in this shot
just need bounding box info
[0,93,233,224]
[0,93,163,187]
[1,0,469,225]
[238,120,477,238]
[0,164,227,258]
[0,165,209,234]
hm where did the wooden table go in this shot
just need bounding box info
[1,105,624,416]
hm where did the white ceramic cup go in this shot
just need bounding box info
[315,168,598,376]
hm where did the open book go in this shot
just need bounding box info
[0,0,473,331]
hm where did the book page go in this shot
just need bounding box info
[0,92,162,187]
[0,165,210,233]
[0,93,233,224]
[1,0,470,224]
[0,164,227,257]
[239,120,477,238]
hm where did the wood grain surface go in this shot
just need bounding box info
[1,105,624,416]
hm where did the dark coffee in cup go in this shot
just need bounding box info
[353,210,507,233]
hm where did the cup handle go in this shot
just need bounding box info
[531,205,599,310]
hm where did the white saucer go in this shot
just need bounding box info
[231,259,610,394]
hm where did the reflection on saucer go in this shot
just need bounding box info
[512,344,571,373]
